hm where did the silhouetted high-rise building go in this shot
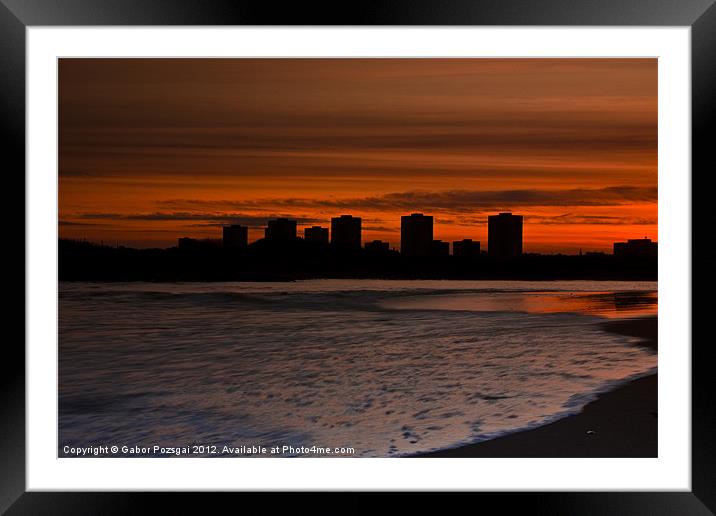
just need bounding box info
[331,215,362,249]
[453,239,480,258]
[177,237,194,249]
[265,218,297,241]
[365,240,390,253]
[488,212,523,260]
[304,226,329,244]
[613,238,657,258]
[401,213,433,257]
[222,225,248,249]
[430,240,450,257]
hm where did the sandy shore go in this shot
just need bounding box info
[417,315,657,458]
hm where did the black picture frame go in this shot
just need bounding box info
[3,0,713,513]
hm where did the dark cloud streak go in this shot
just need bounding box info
[156,185,657,214]
[76,212,322,228]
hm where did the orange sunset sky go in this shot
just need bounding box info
[59,58,657,253]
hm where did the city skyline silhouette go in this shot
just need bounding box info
[60,210,657,282]
[173,210,656,258]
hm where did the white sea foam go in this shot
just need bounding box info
[59,280,657,457]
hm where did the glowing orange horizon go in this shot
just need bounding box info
[59,58,657,253]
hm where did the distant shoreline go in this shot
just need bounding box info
[58,239,657,282]
[415,315,657,458]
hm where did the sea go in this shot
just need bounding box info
[58,280,657,457]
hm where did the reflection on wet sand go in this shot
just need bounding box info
[381,291,657,319]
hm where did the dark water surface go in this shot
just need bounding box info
[59,280,657,457]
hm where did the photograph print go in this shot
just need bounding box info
[58,58,658,458]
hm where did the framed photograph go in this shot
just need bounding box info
[5,0,713,513]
